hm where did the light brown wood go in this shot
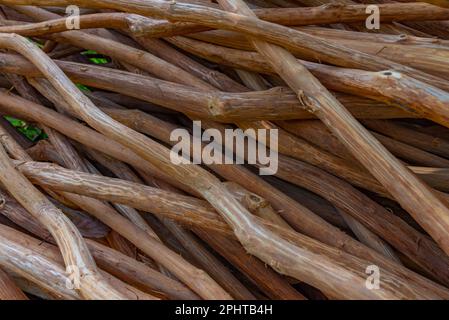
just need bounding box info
[0,267,28,300]
[0,138,123,299]
[0,53,417,122]
[6,0,449,91]
[0,191,198,299]
[0,224,157,300]
[1,3,449,37]
[211,0,449,261]
[0,0,446,299]
[10,159,449,291]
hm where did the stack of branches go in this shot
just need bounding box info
[0,0,447,300]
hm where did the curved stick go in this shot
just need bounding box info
[0,32,390,299]
[0,224,156,300]
[0,142,124,299]
[0,190,198,299]
[4,0,449,91]
[0,33,392,298]
[13,161,449,298]
[0,54,416,121]
[3,88,447,290]
[83,148,255,300]
[168,36,449,127]
[1,3,449,36]
[2,116,229,299]
[13,159,449,290]
[209,0,449,258]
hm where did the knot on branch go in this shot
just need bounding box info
[13,160,29,170]
[0,194,5,210]
[296,90,318,114]
[379,70,402,79]
[396,34,410,43]
[125,14,150,36]
[207,96,225,117]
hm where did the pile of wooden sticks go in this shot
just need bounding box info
[0,0,448,300]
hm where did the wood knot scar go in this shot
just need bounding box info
[207,97,225,117]
[296,90,317,113]
[0,195,5,209]
[380,70,402,79]
[13,160,29,170]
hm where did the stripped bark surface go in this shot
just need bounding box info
[0,0,447,301]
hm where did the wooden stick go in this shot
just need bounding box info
[408,167,449,193]
[0,89,198,193]
[231,69,384,198]
[130,36,248,92]
[0,188,109,240]
[161,220,258,300]
[0,89,438,280]
[214,0,449,259]
[364,120,449,159]
[301,34,449,80]
[5,0,449,91]
[29,78,167,246]
[0,143,124,299]
[0,54,418,121]
[0,31,422,297]
[237,120,386,196]
[0,75,230,299]
[337,209,402,265]
[1,3,449,37]
[0,226,80,300]
[195,231,306,300]
[270,153,449,283]
[168,36,449,128]
[83,146,254,300]
[294,26,449,49]
[0,224,157,300]
[232,71,395,263]
[4,273,58,300]
[133,157,282,301]
[0,191,198,299]
[85,240,198,300]
[278,120,449,171]
[1,84,446,296]
[224,181,292,230]
[420,0,449,8]
[0,267,28,300]
[7,126,231,299]
[185,28,449,79]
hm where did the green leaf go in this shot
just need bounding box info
[26,37,44,48]
[4,116,47,142]
[76,83,91,92]
[81,50,110,64]
[81,50,99,55]
[90,57,109,64]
